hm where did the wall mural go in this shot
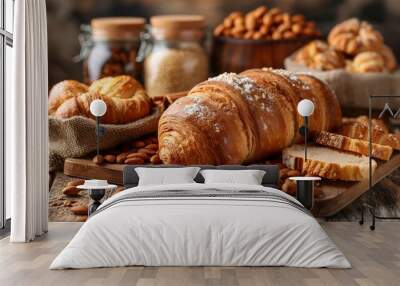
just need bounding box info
[47,1,400,222]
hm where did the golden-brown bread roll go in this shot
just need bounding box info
[294,40,346,71]
[50,75,152,124]
[351,51,386,73]
[377,44,397,72]
[295,40,329,65]
[89,76,145,99]
[158,69,342,165]
[54,91,151,124]
[328,18,383,56]
[48,80,89,115]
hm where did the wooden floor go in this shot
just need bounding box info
[0,222,399,286]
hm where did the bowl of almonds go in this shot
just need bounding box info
[211,6,321,74]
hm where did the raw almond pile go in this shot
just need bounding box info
[92,135,161,165]
[214,6,320,40]
[59,179,125,220]
[279,165,323,198]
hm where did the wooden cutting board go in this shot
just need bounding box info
[313,152,400,217]
[64,154,400,217]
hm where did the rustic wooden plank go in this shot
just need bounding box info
[313,152,400,217]
[64,158,126,185]
[65,153,400,218]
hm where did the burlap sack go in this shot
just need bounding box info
[284,56,400,109]
[49,107,162,171]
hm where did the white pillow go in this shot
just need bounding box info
[200,169,266,185]
[135,167,201,186]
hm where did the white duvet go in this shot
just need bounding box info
[50,183,350,269]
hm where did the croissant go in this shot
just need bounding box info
[158,68,342,165]
[49,75,152,124]
[350,51,386,73]
[48,80,89,115]
[54,91,151,124]
[328,18,383,56]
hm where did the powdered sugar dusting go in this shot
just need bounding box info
[208,73,271,111]
[263,68,310,90]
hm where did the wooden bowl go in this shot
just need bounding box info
[211,36,320,75]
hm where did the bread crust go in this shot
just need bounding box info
[316,131,393,161]
[158,69,342,165]
[50,75,152,124]
[48,80,89,115]
[341,118,400,151]
[282,145,377,181]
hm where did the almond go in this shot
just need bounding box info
[93,154,104,165]
[62,186,80,196]
[124,157,145,165]
[150,154,162,164]
[67,179,85,187]
[127,152,148,160]
[138,148,156,156]
[116,153,128,163]
[71,205,88,215]
[145,143,159,151]
[214,24,225,36]
[63,200,72,207]
[282,179,296,196]
[287,169,301,177]
[104,154,116,164]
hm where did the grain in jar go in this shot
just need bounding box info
[144,15,209,98]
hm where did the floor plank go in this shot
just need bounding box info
[0,222,399,286]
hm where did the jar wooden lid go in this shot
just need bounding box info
[150,15,205,30]
[150,15,205,40]
[91,17,145,41]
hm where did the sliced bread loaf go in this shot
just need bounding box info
[282,144,377,181]
[341,120,400,151]
[315,131,393,161]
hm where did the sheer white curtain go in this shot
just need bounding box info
[7,0,49,242]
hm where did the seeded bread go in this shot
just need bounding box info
[282,144,377,181]
[315,131,393,161]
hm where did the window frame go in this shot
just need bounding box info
[0,0,13,233]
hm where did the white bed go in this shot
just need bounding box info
[50,182,350,269]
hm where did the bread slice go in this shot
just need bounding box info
[315,131,393,161]
[341,120,400,151]
[282,144,377,181]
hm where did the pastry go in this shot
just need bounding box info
[328,18,383,56]
[88,75,146,99]
[377,44,397,72]
[54,90,150,124]
[48,80,89,115]
[315,131,393,161]
[295,40,346,71]
[50,75,152,124]
[350,51,387,73]
[158,68,342,165]
[283,144,376,181]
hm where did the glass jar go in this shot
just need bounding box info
[83,17,145,85]
[143,15,209,98]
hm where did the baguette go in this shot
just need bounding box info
[282,144,377,181]
[315,131,393,161]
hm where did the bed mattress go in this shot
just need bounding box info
[50,183,350,269]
